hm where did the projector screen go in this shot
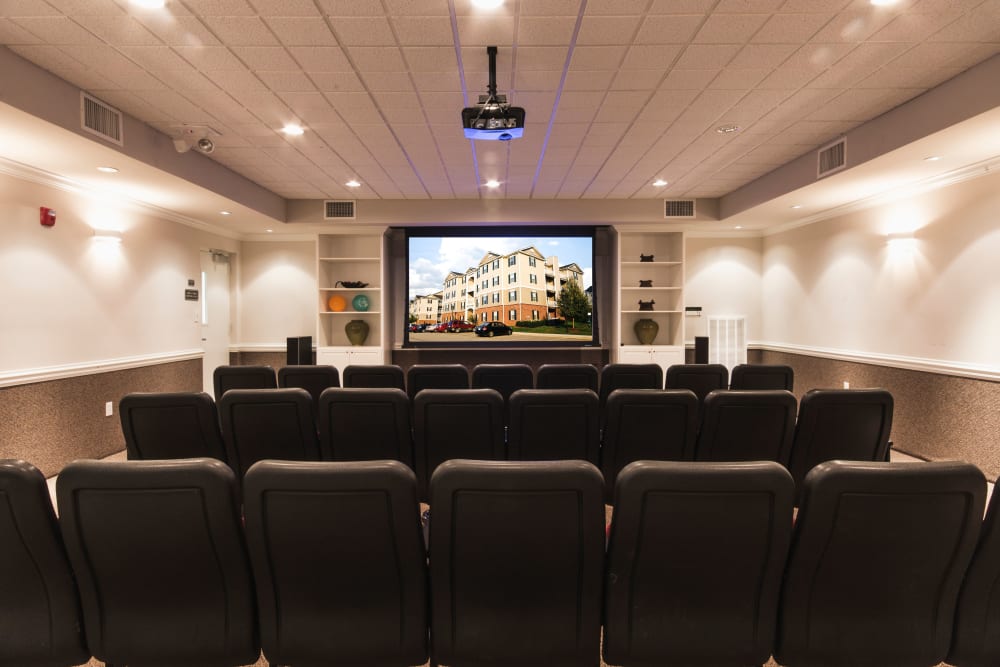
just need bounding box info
[402,226,598,348]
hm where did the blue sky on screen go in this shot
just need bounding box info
[409,235,593,301]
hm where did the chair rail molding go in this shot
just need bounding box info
[753,341,1000,382]
[0,349,204,388]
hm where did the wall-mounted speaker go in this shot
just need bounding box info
[694,336,709,364]
[286,336,313,365]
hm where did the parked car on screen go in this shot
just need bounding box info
[474,321,513,337]
[408,323,426,333]
[446,320,476,333]
[425,322,445,332]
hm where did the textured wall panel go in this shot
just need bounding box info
[0,359,201,477]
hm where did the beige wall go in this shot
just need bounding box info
[761,169,1000,370]
[0,169,237,374]
[237,239,316,347]
[684,236,764,344]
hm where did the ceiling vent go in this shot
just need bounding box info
[324,200,356,220]
[80,92,123,146]
[817,138,847,178]
[664,200,696,218]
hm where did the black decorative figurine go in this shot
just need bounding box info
[639,254,654,262]
[639,279,653,287]
[638,299,655,311]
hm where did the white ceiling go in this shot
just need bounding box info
[1,0,999,231]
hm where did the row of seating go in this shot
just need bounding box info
[121,385,893,502]
[3,457,998,667]
[213,361,793,403]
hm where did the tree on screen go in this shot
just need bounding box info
[557,279,589,328]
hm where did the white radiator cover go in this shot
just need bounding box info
[708,316,747,371]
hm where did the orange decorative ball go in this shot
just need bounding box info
[327,294,347,312]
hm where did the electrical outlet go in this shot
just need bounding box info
[105,401,113,417]
[843,381,850,389]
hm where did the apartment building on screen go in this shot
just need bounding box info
[431,247,584,325]
[410,292,442,325]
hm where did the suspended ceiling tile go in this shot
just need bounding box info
[456,15,516,45]
[753,13,835,43]
[11,16,103,44]
[231,46,299,70]
[659,68,721,89]
[519,0,581,16]
[176,45,247,70]
[569,45,629,70]
[316,0,385,17]
[344,45,407,71]
[247,0,322,16]
[265,17,338,46]
[402,46,459,72]
[611,69,666,90]
[634,15,706,44]
[576,16,644,45]
[563,69,616,89]
[675,43,743,68]
[709,68,770,89]
[333,17,397,45]
[71,15,161,45]
[410,70,463,91]
[383,0,451,15]
[693,13,770,44]
[131,15,222,46]
[391,16,455,45]
[518,16,578,46]
[200,16,280,46]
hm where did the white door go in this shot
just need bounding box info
[200,250,232,394]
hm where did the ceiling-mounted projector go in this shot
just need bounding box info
[462,46,525,141]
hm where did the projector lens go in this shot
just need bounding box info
[499,133,513,141]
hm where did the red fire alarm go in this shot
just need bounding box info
[40,207,56,227]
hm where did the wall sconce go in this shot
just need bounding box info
[886,230,917,257]
[93,229,123,243]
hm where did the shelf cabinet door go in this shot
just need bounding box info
[316,347,385,375]
[618,345,684,378]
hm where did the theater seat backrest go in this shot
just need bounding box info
[950,480,1000,667]
[277,365,340,405]
[56,458,258,667]
[429,459,605,667]
[605,460,794,667]
[776,460,984,667]
[243,460,427,667]
[119,391,226,462]
[342,364,405,390]
[0,459,88,667]
[317,387,413,467]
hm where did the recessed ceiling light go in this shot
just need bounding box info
[345,180,361,188]
[870,0,899,5]
[96,166,119,173]
[130,0,166,8]
[716,123,740,134]
[790,204,802,209]
[924,155,941,161]
[266,229,273,233]
[485,179,501,188]
[734,225,743,230]
[281,123,305,136]
[472,0,504,8]
[652,179,668,187]
[220,210,232,216]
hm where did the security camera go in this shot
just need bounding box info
[170,125,219,154]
